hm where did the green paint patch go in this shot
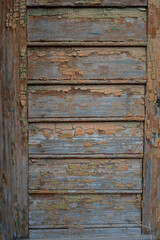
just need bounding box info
[54,200,70,210]
[38,200,69,211]
[111,27,121,31]
[15,206,22,234]
[29,124,36,131]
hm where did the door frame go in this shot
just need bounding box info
[0,0,160,239]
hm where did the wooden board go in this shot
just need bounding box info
[27,47,146,84]
[29,194,141,228]
[143,0,160,236]
[29,228,142,239]
[29,159,142,191]
[0,0,28,238]
[27,0,148,7]
[27,8,147,43]
[29,122,143,157]
[28,85,145,121]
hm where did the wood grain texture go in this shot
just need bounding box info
[29,122,144,157]
[0,0,28,239]
[27,0,148,7]
[27,8,147,43]
[29,228,142,239]
[28,85,145,120]
[28,47,146,83]
[143,0,160,238]
[29,159,142,191]
[23,236,153,240]
[29,194,141,228]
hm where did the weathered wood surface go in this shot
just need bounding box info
[26,236,153,240]
[29,122,143,157]
[29,194,141,228]
[28,85,145,120]
[143,0,160,238]
[27,8,147,43]
[28,47,146,83]
[29,159,142,191]
[29,228,142,239]
[0,0,28,239]
[27,0,148,7]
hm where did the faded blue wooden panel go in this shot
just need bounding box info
[27,8,147,43]
[29,194,141,228]
[29,159,142,191]
[29,122,144,157]
[29,228,142,239]
[28,47,146,82]
[28,85,145,120]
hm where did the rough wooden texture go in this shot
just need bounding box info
[28,47,146,84]
[27,0,148,7]
[27,8,147,43]
[0,0,28,239]
[29,194,141,228]
[28,85,145,121]
[143,0,160,238]
[25,236,153,240]
[29,122,143,157]
[29,159,142,191]
[29,228,142,239]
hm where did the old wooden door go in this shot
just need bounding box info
[1,0,160,239]
[27,0,147,239]
[26,1,147,238]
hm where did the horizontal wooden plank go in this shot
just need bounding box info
[29,122,143,157]
[29,194,141,228]
[29,159,142,191]
[28,47,146,83]
[27,0,148,7]
[27,8,147,43]
[29,228,142,239]
[28,85,145,120]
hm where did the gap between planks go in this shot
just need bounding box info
[28,117,145,123]
[27,41,147,47]
[27,80,147,85]
[28,154,144,159]
[29,189,142,195]
[21,237,153,240]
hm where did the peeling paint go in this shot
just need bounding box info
[6,0,26,28]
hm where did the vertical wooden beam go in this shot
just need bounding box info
[18,0,28,238]
[143,0,160,238]
[0,0,28,239]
